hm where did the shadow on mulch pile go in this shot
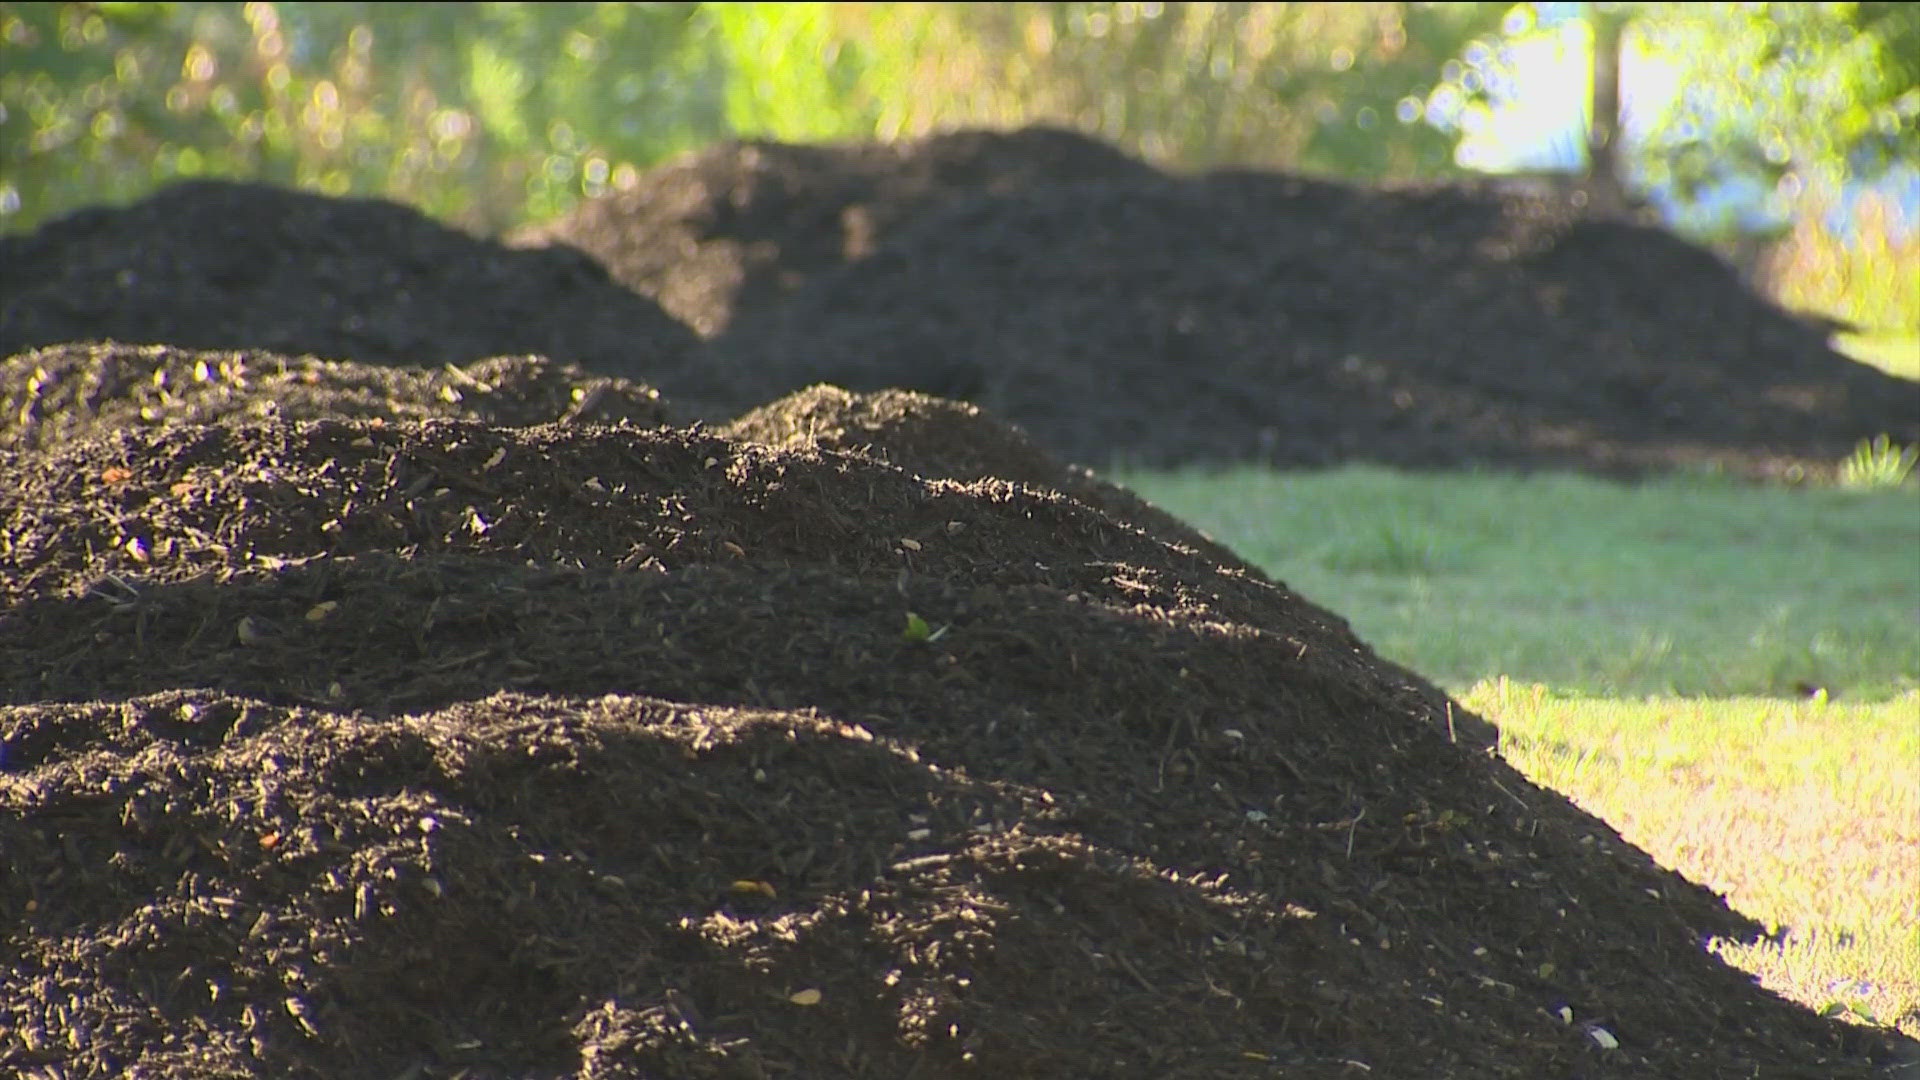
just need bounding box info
[1,351,1906,1077]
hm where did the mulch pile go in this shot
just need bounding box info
[719,383,1248,571]
[3,125,1916,1077]
[508,126,1159,338]
[0,345,1905,1078]
[1,342,670,453]
[8,129,1912,476]
[695,170,1919,475]
[0,180,721,410]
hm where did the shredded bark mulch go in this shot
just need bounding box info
[1,388,1905,1077]
[0,180,718,407]
[698,170,1918,476]
[4,124,1916,1077]
[1,342,671,453]
[720,383,1248,571]
[508,126,1159,338]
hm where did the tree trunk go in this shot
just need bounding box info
[1585,6,1632,216]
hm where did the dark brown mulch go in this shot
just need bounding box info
[2,126,1914,1077]
[2,412,1903,1079]
[7,129,1913,477]
[0,342,672,453]
[701,169,1920,476]
[721,383,1249,571]
[509,126,1158,337]
[0,180,722,407]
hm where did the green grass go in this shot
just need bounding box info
[1465,680,1920,1037]
[1115,465,1920,1037]
[1118,465,1920,700]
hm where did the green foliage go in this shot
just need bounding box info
[1840,435,1919,489]
[900,611,947,643]
[1431,3,1920,217]
[0,1,730,231]
[903,2,1507,176]
[1830,1,1920,176]
[3,2,1915,238]
[1634,3,1916,196]
[702,2,877,141]
[1818,998,1884,1024]
[0,1,1561,232]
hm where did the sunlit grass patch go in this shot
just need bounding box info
[1120,465,1920,699]
[1464,680,1920,1038]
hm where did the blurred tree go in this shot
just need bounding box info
[0,1,729,232]
[2,2,1915,235]
[830,2,1509,177]
[1647,2,1918,195]
[0,1,1520,233]
[1428,2,1920,225]
[1585,4,1628,212]
[702,1,878,141]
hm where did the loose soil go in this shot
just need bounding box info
[0,180,719,409]
[2,343,672,454]
[508,127,1159,338]
[9,128,1914,476]
[697,170,1919,476]
[3,126,1916,1077]
[0,352,1905,1077]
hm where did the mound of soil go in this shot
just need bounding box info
[704,169,1919,476]
[1,342,672,453]
[2,128,1913,1075]
[721,383,1248,571]
[510,126,1156,337]
[8,128,1911,477]
[0,181,718,406]
[2,407,1902,1077]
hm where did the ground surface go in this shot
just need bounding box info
[3,127,1916,1077]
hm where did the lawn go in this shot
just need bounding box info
[1466,679,1919,1038]
[1124,465,1920,700]
[1119,464,1920,1039]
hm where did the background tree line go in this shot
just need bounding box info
[2,2,1915,327]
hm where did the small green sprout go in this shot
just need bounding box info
[902,612,949,644]
[1839,435,1917,489]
